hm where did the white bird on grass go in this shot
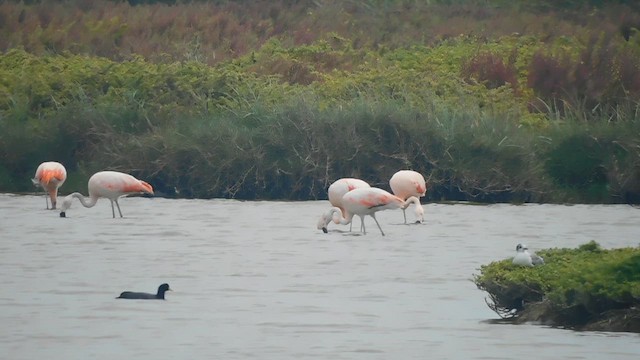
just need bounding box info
[512,243,544,267]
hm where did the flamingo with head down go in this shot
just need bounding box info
[32,161,67,210]
[389,170,427,224]
[317,178,370,232]
[59,171,154,218]
[320,187,409,236]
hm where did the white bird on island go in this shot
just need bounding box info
[512,244,545,267]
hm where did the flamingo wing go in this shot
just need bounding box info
[390,170,426,199]
[344,188,403,213]
[89,171,154,199]
[34,162,67,186]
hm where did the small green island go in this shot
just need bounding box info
[473,241,640,333]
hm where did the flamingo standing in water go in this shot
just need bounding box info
[59,171,154,218]
[317,178,370,232]
[389,170,427,224]
[320,187,407,236]
[32,161,67,210]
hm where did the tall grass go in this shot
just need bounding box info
[2,81,638,202]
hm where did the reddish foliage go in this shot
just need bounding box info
[527,34,640,117]
[527,51,572,102]
[462,51,518,91]
[614,46,640,100]
[2,1,639,66]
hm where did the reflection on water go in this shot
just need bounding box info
[1,194,639,359]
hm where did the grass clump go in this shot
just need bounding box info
[474,241,640,332]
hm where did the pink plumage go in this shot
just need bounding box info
[389,170,427,224]
[32,161,67,210]
[317,178,370,231]
[60,171,154,218]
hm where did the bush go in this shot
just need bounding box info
[474,241,640,331]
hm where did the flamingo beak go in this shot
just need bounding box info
[322,227,328,233]
[60,212,66,218]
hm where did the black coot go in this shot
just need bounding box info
[116,283,171,300]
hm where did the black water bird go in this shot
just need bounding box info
[116,283,172,300]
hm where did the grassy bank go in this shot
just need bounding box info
[473,241,640,332]
[1,1,639,202]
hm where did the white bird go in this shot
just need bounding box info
[317,178,370,232]
[321,187,417,236]
[59,171,154,218]
[32,161,67,209]
[389,170,427,224]
[512,244,544,267]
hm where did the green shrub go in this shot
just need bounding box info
[474,241,640,328]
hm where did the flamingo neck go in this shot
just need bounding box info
[403,196,420,208]
[70,192,99,208]
[403,196,424,222]
[330,207,353,225]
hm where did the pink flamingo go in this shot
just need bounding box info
[317,178,370,232]
[59,171,154,218]
[32,161,67,210]
[389,170,427,224]
[320,187,407,236]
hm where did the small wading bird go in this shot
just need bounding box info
[389,170,427,224]
[116,283,172,300]
[317,178,371,233]
[59,171,154,218]
[512,244,545,267]
[320,187,407,236]
[32,161,67,210]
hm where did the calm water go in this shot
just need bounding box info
[1,193,639,359]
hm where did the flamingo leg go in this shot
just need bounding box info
[109,200,116,218]
[37,186,50,209]
[50,190,57,210]
[348,212,359,232]
[371,213,385,236]
[402,208,407,224]
[360,215,366,234]
[115,199,123,218]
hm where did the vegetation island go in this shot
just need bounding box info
[474,241,640,332]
